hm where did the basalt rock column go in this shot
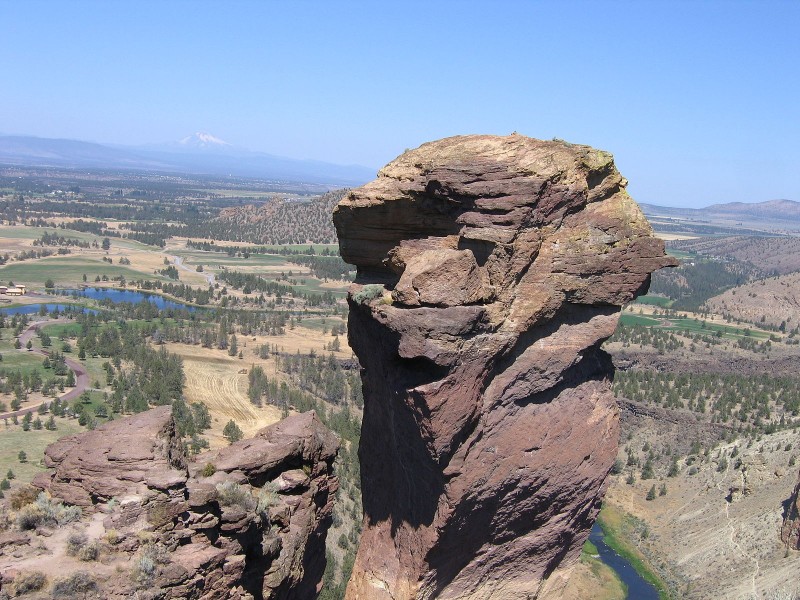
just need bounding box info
[334,134,676,600]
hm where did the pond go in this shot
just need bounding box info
[0,303,91,316]
[0,288,195,316]
[61,287,193,311]
[589,522,660,599]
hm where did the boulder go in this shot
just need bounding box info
[19,409,338,599]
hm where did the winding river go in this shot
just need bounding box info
[589,523,660,599]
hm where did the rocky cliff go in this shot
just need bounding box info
[333,134,675,600]
[2,407,338,599]
[782,470,800,551]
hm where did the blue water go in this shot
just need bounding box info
[589,522,660,599]
[63,287,192,311]
[0,303,90,316]
[0,288,194,316]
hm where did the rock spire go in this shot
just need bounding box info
[333,134,676,599]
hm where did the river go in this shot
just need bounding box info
[589,523,660,599]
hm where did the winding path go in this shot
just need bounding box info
[172,254,215,285]
[0,318,90,420]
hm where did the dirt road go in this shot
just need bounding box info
[0,319,90,419]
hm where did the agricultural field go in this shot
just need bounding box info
[0,416,84,486]
[167,343,283,448]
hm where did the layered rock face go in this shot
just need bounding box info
[333,134,675,600]
[18,407,338,599]
[782,470,800,550]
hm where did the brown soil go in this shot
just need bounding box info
[707,272,800,328]
[604,427,800,600]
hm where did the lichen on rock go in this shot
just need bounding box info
[333,134,676,600]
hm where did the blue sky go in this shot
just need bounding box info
[1,0,797,207]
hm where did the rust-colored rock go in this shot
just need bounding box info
[782,470,800,550]
[19,408,338,599]
[333,134,676,599]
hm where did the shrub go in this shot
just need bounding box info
[15,493,81,530]
[352,284,384,304]
[79,541,100,561]
[105,529,120,545]
[10,486,39,510]
[52,571,97,598]
[15,504,45,530]
[216,481,256,511]
[201,463,216,477]
[12,570,46,595]
[133,552,156,586]
[256,482,280,513]
[132,543,170,587]
[66,531,89,556]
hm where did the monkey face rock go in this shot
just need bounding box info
[334,134,675,600]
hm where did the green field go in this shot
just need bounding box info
[290,278,348,297]
[620,312,771,340]
[620,314,661,327]
[0,256,167,287]
[39,322,83,339]
[666,249,694,261]
[633,295,672,307]
[253,244,339,254]
[0,417,84,487]
[298,316,347,332]
[0,349,46,375]
[0,224,161,251]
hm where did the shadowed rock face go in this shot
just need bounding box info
[333,134,676,600]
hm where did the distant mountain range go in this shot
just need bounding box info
[0,133,375,186]
[641,199,800,228]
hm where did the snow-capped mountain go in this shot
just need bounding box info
[0,133,376,186]
[177,132,233,150]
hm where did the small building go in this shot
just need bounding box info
[6,287,24,296]
[0,286,7,294]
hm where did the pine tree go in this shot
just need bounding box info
[667,458,679,477]
[641,458,655,480]
[228,335,238,357]
[646,485,657,501]
[223,420,243,444]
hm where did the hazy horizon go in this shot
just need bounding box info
[1,0,798,208]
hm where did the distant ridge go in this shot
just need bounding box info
[703,199,800,220]
[641,199,800,225]
[0,133,375,187]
